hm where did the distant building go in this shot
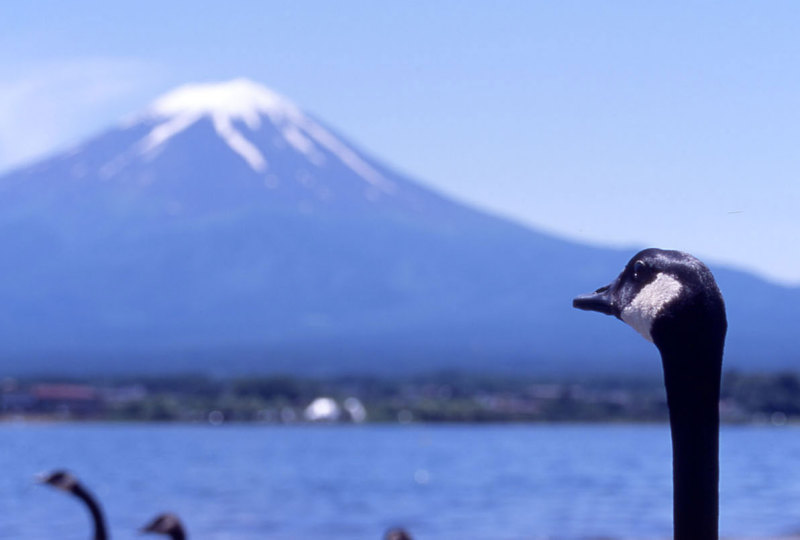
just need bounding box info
[100,384,147,404]
[343,397,367,423]
[1,389,35,413]
[304,397,340,422]
[29,384,102,417]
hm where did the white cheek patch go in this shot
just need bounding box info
[621,273,683,343]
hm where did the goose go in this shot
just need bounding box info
[384,527,413,540]
[141,513,187,539]
[37,470,108,540]
[573,248,726,540]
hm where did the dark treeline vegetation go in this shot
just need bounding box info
[1,370,799,424]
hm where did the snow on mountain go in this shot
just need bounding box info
[137,79,394,192]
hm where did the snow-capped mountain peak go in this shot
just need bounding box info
[147,78,301,126]
[136,79,394,192]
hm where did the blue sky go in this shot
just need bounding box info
[2,1,800,284]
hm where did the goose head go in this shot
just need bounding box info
[37,470,80,492]
[384,528,414,540]
[573,248,726,354]
[141,513,185,536]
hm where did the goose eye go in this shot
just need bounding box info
[633,260,647,279]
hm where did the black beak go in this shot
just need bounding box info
[573,284,618,316]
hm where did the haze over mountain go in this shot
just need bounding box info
[0,79,797,376]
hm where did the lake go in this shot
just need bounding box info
[1,423,799,539]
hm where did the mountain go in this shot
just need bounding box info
[0,79,797,376]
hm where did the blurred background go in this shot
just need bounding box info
[2,2,800,538]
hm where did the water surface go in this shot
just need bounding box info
[1,423,798,539]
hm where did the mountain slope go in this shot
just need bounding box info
[0,79,797,375]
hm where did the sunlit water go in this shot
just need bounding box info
[1,423,799,539]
